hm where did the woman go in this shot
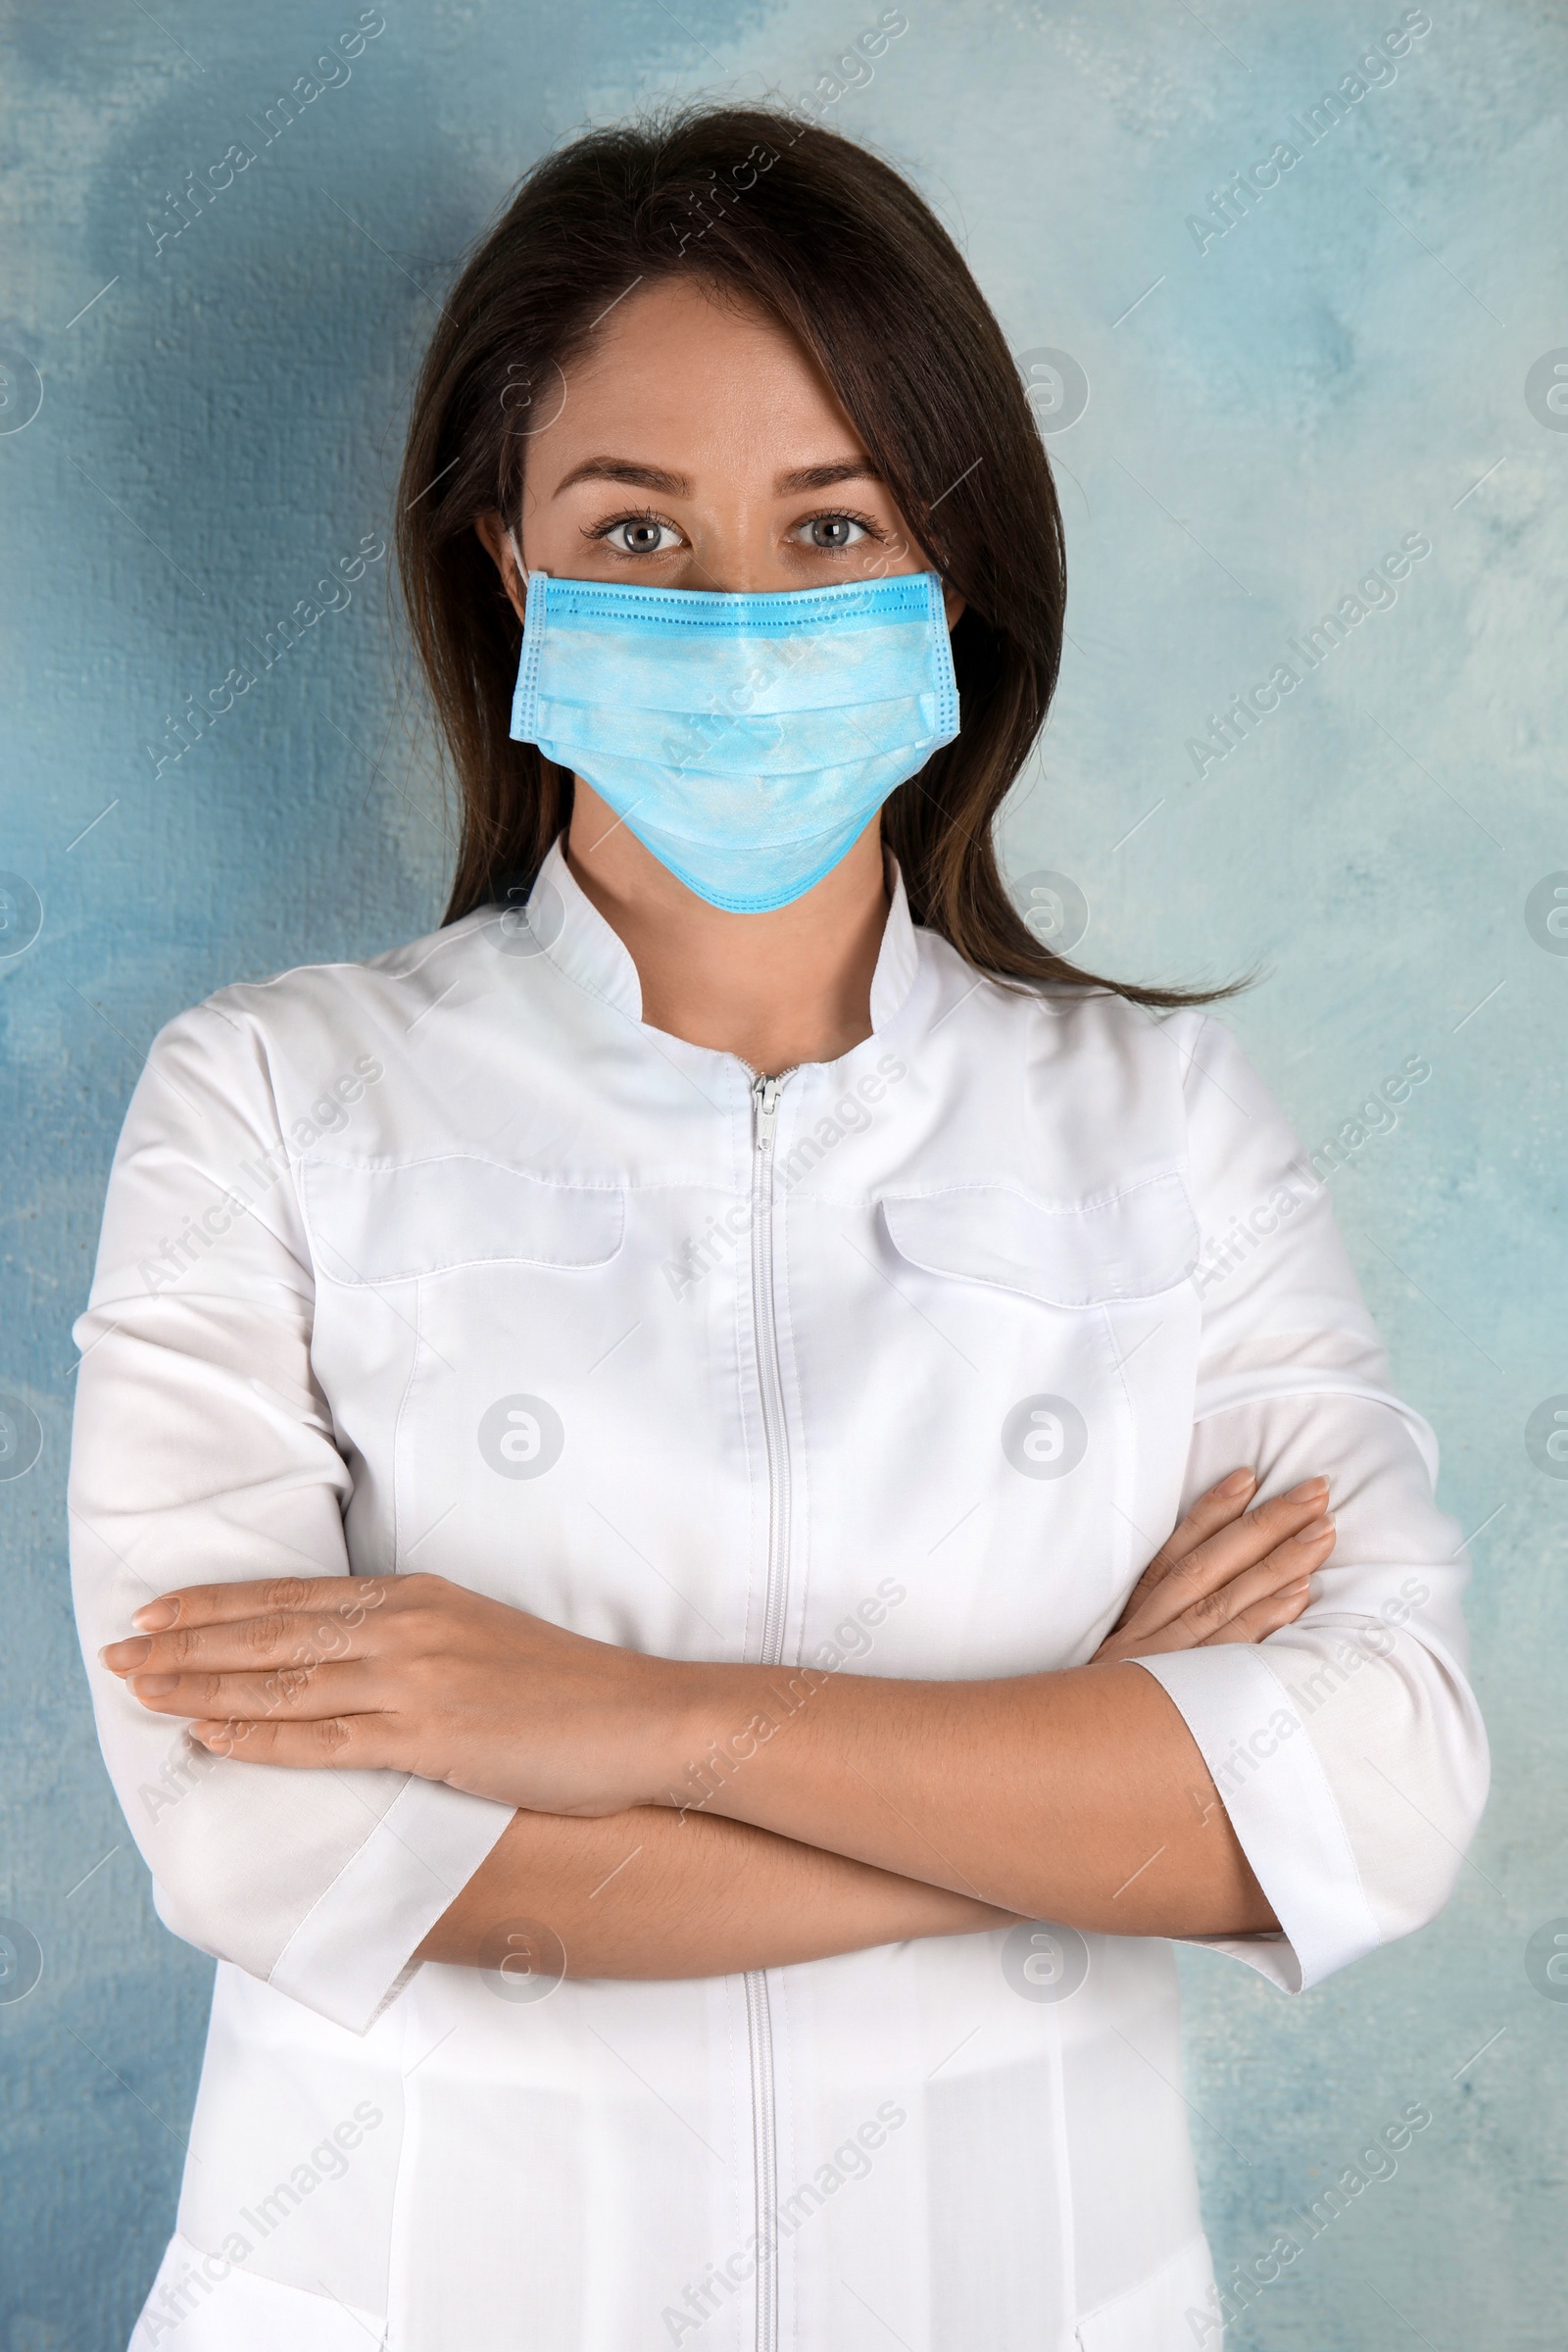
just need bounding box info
[73,108,1487,2352]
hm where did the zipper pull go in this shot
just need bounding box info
[754,1072,783,1152]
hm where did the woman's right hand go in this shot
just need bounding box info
[1091,1469,1336,1666]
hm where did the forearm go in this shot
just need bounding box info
[672,1657,1277,1938]
[415,1799,1018,1978]
[113,1481,1315,1951]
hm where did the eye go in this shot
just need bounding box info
[591,511,685,558]
[791,508,885,555]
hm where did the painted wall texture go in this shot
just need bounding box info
[1,0,1562,2342]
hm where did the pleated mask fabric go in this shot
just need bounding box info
[508,567,960,912]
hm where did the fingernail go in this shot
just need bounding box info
[101,1638,151,1669]
[130,1672,179,1697]
[131,1599,179,1632]
[1284,1477,1329,1502]
[1217,1469,1256,1496]
[1291,1518,1335,1546]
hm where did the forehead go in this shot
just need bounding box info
[533,277,862,481]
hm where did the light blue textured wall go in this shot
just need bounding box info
[1,2,1562,2343]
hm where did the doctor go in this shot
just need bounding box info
[74,105,1487,2352]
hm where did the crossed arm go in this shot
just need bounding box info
[99,1472,1335,1980]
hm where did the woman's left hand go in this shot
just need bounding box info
[99,1573,692,1816]
[1090,1470,1334,1665]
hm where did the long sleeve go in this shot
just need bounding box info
[1131,1016,1489,1992]
[68,998,514,2034]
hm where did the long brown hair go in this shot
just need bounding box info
[396,105,1236,1006]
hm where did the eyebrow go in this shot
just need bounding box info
[551,456,884,499]
[553,458,689,498]
[774,459,883,494]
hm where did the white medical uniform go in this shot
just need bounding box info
[70,842,1488,2350]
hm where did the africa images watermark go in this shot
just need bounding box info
[1185,1574,1434,1834]
[136,1725,224,1825]
[663,9,910,258]
[1184,530,1432,786]
[661,2099,908,2344]
[143,11,389,260]
[662,1053,909,1300]
[1185,2096,1435,2343]
[133,1580,392,1805]
[663,1577,907,1820]
[1184,10,1435,257]
[1191,1054,1432,1301]
[142,532,386,780]
[135,2098,386,2345]
[136,1051,385,1295]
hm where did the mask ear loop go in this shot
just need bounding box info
[506,525,548,590]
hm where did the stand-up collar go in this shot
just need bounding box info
[526,838,923,1038]
[526,839,643,1018]
[867,854,921,1031]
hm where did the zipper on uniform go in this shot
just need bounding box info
[750,1070,795,1666]
[744,1969,779,2352]
[746,1065,794,2352]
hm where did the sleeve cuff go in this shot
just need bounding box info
[267,1775,515,2033]
[1130,1645,1382,1992]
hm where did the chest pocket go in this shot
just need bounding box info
[878,1171,1199,1306]
[300,1154,624,1286]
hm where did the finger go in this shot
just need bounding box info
[1123,1481,1332,1639]
[124,1657,381,1722]
[1171,1519,1335,1642]
[105,1612,358,1680]
[1108,1553,1319,1659]
[126,1575,391,1637]
[186,1712,398,1768]
[1117,1469,1259,1615]
[106,1582,393,1676]
[1154,1469,1259,1569]
[1197,1577,1314,1645]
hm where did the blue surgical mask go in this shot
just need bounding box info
[506,551,959,913]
